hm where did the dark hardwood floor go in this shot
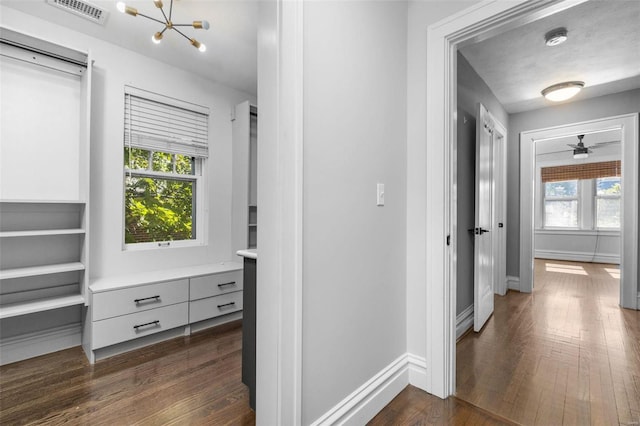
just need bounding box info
[456,259,640,425]
[0,320,254,425]
[368,386,517,425]
[3,259,638,425]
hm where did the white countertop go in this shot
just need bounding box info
[236,248,257,259]
[90,261,243,293]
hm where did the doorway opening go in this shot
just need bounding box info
[519,114,638,308]
[424,0,640,400]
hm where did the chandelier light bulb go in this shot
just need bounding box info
[193,20,210,30]
[199,43,207,53]
[116,2,126,13]
[152,32,163,44]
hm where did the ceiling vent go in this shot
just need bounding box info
[47,0,109,25]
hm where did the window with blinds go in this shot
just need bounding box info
[541,160,620,183]
[540,160,621,230]
[123,86,209,247]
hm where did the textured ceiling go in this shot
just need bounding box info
[460,0,640,113]
[1,0,258,96]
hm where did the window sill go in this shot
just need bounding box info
[123,240,204,251]
[535,228,621,236]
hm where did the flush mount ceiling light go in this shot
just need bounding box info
[541,81,584,102]
[116,1,209,52]
[545,27,568,46]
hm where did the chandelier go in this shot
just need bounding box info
[116,1,209,52]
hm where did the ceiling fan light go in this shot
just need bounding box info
[542,81,584,102]
[545,28,568,46]
[573,152,589,160]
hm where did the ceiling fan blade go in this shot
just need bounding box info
[593,140,621,146]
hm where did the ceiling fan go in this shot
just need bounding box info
[567,134,598,159]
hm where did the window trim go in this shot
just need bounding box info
[536,158,622,232]
[123,151,206,251]
[121,86,210,251]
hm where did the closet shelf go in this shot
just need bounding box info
[0,294,85,319]
[0,228,85,238]
[0,199,86,204]
[0,262,85,280]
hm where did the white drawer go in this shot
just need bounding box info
[190,271,243,300]
[189,290,243,323]
[92,302,188,349]
[92,279,188,321]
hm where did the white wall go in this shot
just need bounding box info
[535,230,621,264]
[507,89,640,278]
[0,6,256,279]
[301,1,407,423]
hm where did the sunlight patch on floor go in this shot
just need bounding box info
[604,268,620,279]
[545,263,588,275]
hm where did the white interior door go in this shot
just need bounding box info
[474,103,495,332]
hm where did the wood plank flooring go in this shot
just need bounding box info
[2,259,638,425]
[456,259,640,426]
[0,320,254,425]
[368,386,518,425]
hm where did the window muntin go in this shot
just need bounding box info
[595,177,621,229]
[544,180,579,228]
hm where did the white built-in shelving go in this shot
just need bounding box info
[0,201,89,318]
[0,27,92,365]
[0,295,85,320]
[0,229,85,238]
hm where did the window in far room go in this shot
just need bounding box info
[595,176,621,229]
[544,180,578,228]
[540,161,621,230]
[123,86,209,248]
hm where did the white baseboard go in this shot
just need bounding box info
[456,305,473,339]
[311,354,410,425]
[407,353,427,390]
[507,275,520,291]
[535,249,620,264]
[637,292,640,310]
[0,323,81,366]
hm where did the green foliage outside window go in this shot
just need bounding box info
[124,148,196,244]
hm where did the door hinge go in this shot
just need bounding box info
[446,235,451,246]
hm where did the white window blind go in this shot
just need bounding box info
[124,86,209,158]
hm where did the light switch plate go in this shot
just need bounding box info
[377,183,385,206]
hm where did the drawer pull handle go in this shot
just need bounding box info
[217,281,236,288]
[134,295,161,305]
[217,302,236,309]
[133,320,160,331]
